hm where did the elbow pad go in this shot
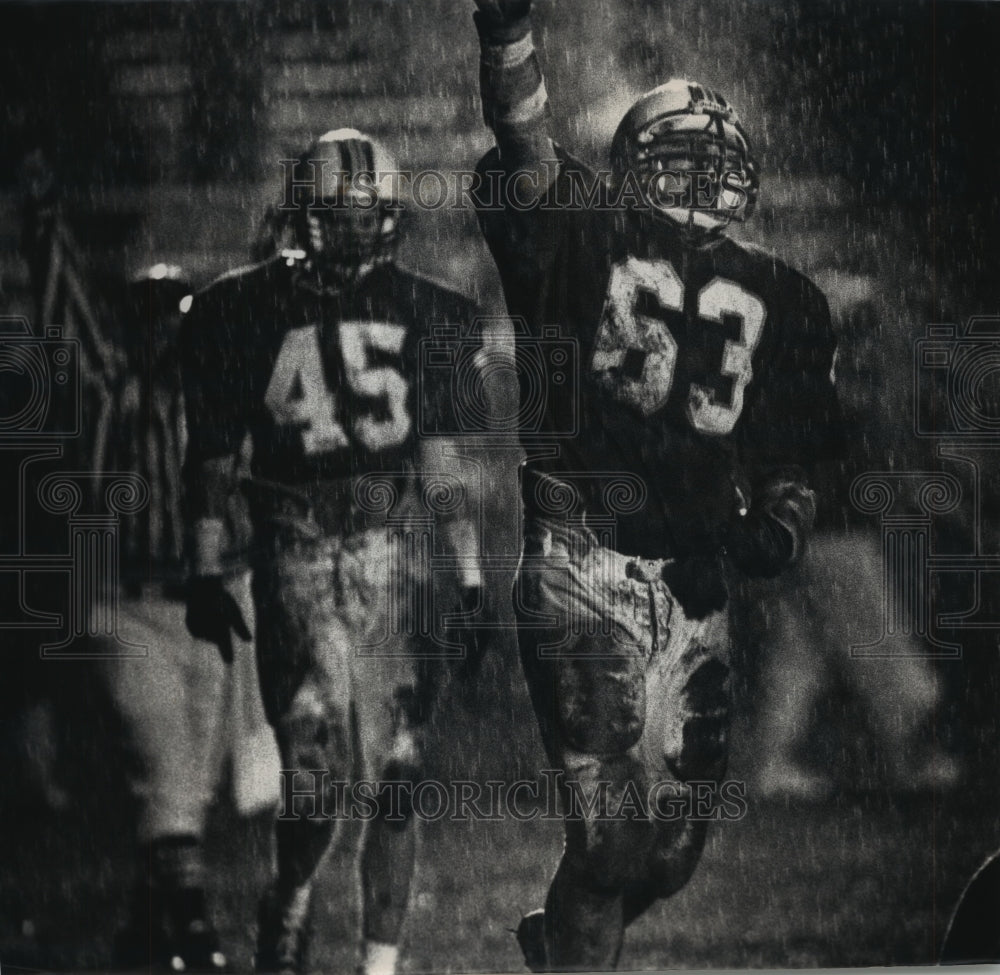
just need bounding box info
[476,5,549,136]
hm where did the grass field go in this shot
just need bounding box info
[1,641,997,975]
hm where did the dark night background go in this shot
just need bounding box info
[0,1,998,971]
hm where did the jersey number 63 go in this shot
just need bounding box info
[591,256,765,435]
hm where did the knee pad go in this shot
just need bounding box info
[562,755,648,890]
[664,654,731,782]
[278,684,351,785]
[558,656,646,754]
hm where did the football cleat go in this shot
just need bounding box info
[514,908,547,973]
[611,78,759,245]
[112,887,229,973]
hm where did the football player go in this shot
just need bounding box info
[471,1,841,970]
[180,129,482,975]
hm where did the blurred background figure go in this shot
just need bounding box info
[747,271,962,801]
[13,169,280,968]
[754,530,960,800]
[96,265,228,972]
[1,148,127,924]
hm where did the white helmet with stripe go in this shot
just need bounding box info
[283,128,402,288]
[611,79,759,245]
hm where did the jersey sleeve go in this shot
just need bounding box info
[475,2,555,176]
[178,287,248,465]
[474,146,592,327]
[738,273,843,491]
[410,285,480,438]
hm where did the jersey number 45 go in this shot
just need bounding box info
[264,321,411,455]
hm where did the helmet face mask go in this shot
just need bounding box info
[611,80,759,247]
[295,199,400,286]
[286,129,402,290]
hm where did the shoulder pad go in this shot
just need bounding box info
[192,254,290,304]
[395,264,476,312]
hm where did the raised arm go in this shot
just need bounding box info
[474,0,558,196]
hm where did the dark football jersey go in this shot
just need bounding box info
[476,149,842,559]
[180,257,475,517]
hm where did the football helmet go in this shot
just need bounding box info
[284,128,402,289]
[610,79,759,245]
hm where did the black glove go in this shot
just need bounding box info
[474,0,533,39]
[661,555,728,621]
[185,575,252,663]
[725,478,816,578]
[450,583,487,680]
[725,513,795,578]
[474,0,532,22]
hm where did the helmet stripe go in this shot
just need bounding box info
[362,138,375,173]
[348,138,362,175]
[336,139,352,176]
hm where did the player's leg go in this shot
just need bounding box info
[517,643,633,971]
[100,591,229,972]
[537,750,659,970]
[340,526,425,975]
[621,820,712,928]
[622,596,732,927]
[515,518,653,971]
[356,686,420,975]
[252,519,354,974]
